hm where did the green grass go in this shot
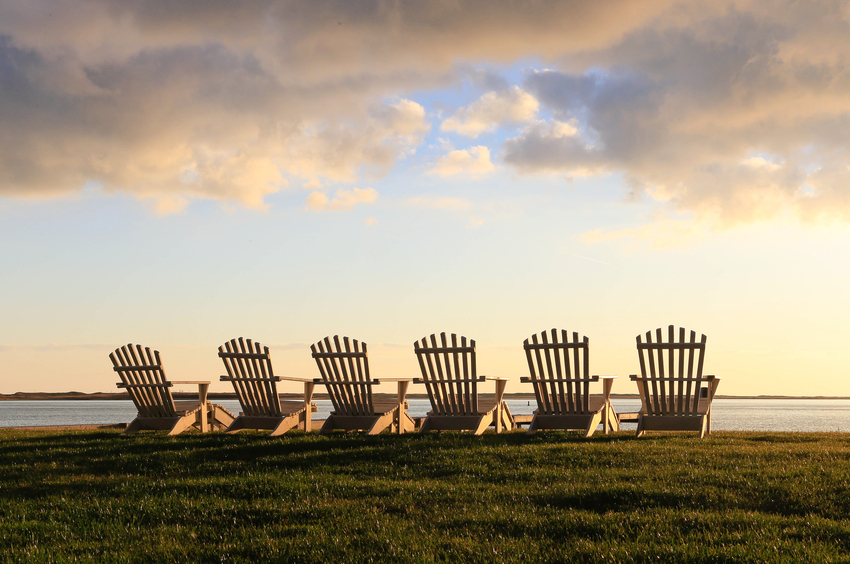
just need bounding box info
[2,429,850,563]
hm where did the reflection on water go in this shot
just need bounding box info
[2,398,850,432]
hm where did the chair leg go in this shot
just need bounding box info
[210,405,235,430]
[473,415,491,436]
[225,417,246,434]
[367,412,395,435]
[168,414,198,436]
[526,416,539,436]
[418,417,432,434]
[270,414,300,437]
[500,404,514,430]
[608,405,621,432]
[319,417,335,435]
[402,413,416,433]
[585,412,602,438]
[122,418,142,435]
[698,416,708,439]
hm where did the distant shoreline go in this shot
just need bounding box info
[2,391,850,401]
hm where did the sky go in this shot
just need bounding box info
[2,0,850,396]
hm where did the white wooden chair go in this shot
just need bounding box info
[219,337,317,435]
[111,344,235,435]
[311,335,415,434]
[413,333,513,435]
[630,326,721,438]
[521,329,618,437]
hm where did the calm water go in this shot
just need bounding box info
[2,398,850,432]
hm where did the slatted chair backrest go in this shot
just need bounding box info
[524,329,595,415]
[636,326,707,416]
[414,333,479,415]
[311,336,374,416]
[219,338,282,417]
[110,344,177,418]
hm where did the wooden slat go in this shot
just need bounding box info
[113,365,161,372]
[434,333,452,414]
[413,346,476,354]
[311,351,368,359]
[220,376,282,382]
[633,326,709,419]
[637,343,705,349]
[631,377,714,382]
[521,329,594,416]
[311,335,375,417]
[110,344,176,419]
[413,332,480,416]
[216,351,271,360]
[415,337,443,415]
[524,342,587,350]
[218,337,282,417]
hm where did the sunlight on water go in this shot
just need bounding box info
[2,399,850,432]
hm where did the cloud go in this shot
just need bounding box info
[151,195,189,216]
[306,187,378,212]
[501,4,850,224]
[0,0,675,208]
[407,196,471,211]
[581,215,714,248]
[441,86,538,137]
[3,0,850,225]
[429,146,495,177]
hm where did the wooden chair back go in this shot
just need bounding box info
[636,326,707,416]
[219,338,282,417]
[311,336,374,416]
[110,344,177,418]
[524,329,596,415]
[414,333,480,415]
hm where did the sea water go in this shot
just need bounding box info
[2,398,850,432]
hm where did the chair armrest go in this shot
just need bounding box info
[221,375,282,382]
[116,382,173,388]
[277,376,315,383]
[373,378,413,383]
[412,377,485,384]
[521,377,599,383]
[313,379,379,386]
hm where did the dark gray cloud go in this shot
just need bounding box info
[504,2,850,223]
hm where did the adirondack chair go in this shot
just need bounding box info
[219,337,318,435]
[311,336,415,434]
[413,333,513,435]
[110,344,235,435]
[521,329,619,437]
[630,326,721,438]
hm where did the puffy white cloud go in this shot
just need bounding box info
[306,187,378,212]
[429,146,495,177]
[441,86,538,137]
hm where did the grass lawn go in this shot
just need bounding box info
[2,429,850,563]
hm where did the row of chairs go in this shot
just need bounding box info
[109,325,721,438]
